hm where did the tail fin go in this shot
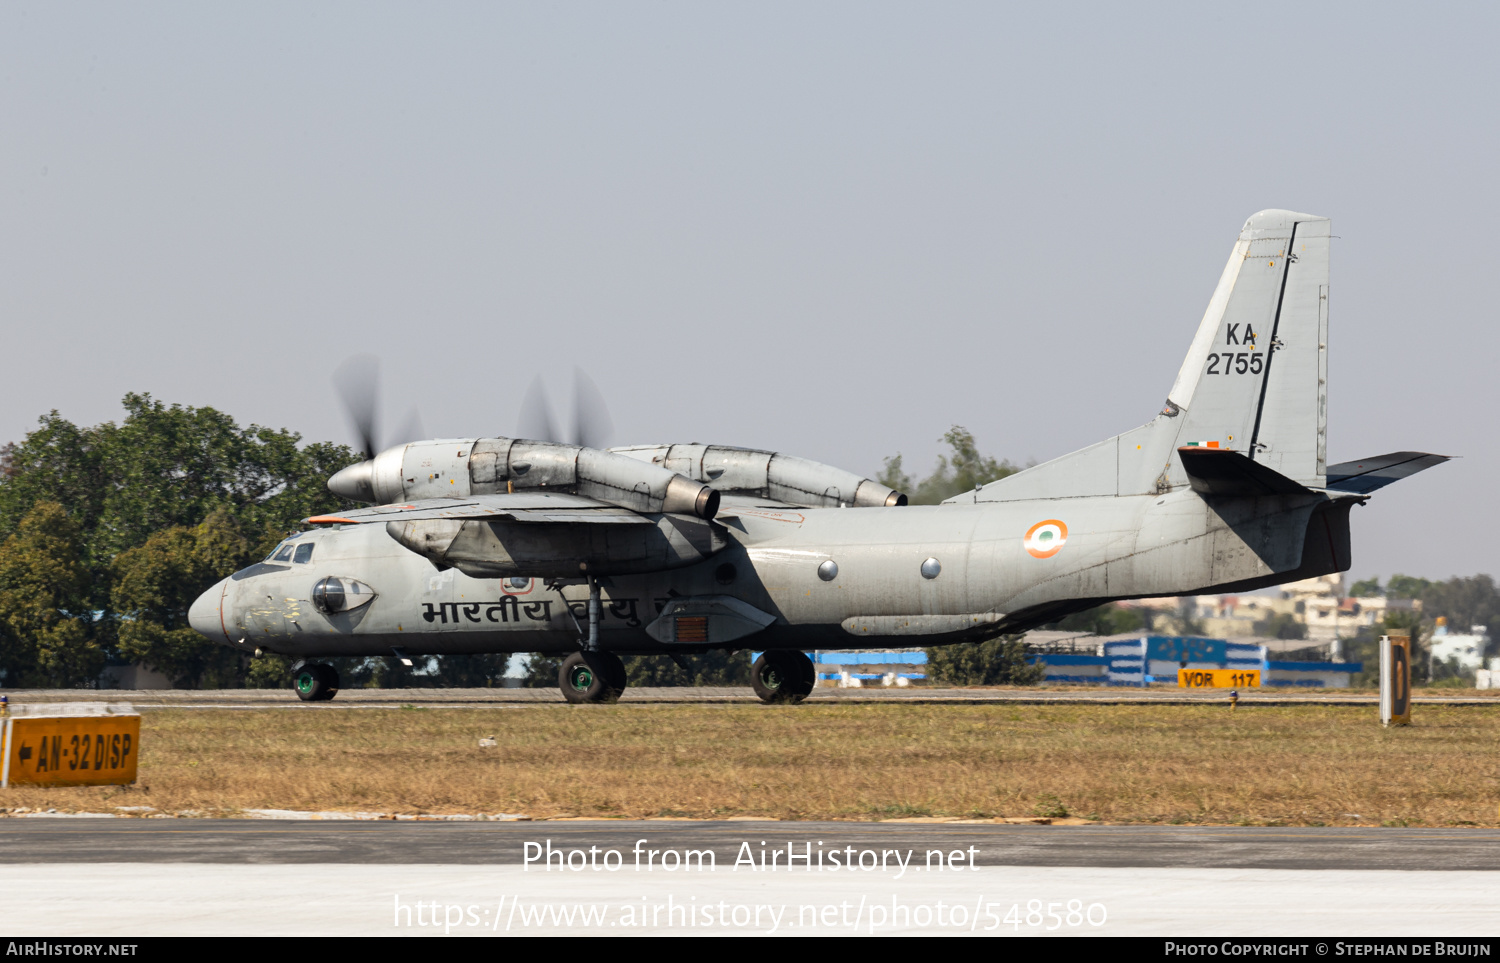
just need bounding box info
[1168,209,1330,487]
[964,209,1332,503]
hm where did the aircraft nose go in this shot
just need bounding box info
[189,579,229,642]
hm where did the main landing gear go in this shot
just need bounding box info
[555,576,628,705]
[558,651,627,704]
[751,650,816,705]
[292,661,340,702]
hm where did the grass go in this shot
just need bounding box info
[4,703,1500,826]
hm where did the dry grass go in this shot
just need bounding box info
[5,703,1500,825]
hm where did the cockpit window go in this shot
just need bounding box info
[271,544,294,562]
[293,543,315,564]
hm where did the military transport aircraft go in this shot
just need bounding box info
[188,209,1446,704]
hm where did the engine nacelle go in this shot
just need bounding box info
[328,437,720,519]
[609,444,906,508]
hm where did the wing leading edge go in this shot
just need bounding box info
[307,492,655,525]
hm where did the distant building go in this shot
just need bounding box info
[1429,619,1491,675]
[1119,575,1419,652]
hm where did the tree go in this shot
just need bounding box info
[1347,608,1429,687]
[1050,603,1145,636]
[0,395,359,687]
[111,509,261,688]
[1349,577,1382,598]
[0,393,358,567]
[521,653,564,687]
[622,651,751,686]
[0,502,104,687]
[924,637,1044,686]
[1385,574,1433,600]
[1422,575,1499,639]
[519,651,753,687]
[879,426,1022,505]
[1253,611,1308,640]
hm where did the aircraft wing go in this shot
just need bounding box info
[1325,452,1451,494]
[306,492,656,525]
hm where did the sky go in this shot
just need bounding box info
[2,2,1495,585]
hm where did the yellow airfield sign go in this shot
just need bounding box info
[1177,669,1260,689]
[1,708,140,787]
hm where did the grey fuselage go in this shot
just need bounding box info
[189,208,1388,659]
[189,485,1348,659]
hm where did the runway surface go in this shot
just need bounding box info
[4,822,1500,936]
[5,820,1500,871]
[7,686,1500,707]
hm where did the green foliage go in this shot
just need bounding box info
[0,503,105,686]
[924,637,1044,686]
[1347,608,1429,686]
[518,651,753,687]
[1349,577,1382,598]
[245,652,296,689]
[425,654,515,687]
[0,393,358,568]
[879,426,1021,505]
[1050,603,1145,636]
[1385,574,1433,600]
[111,509,262,687]
[623,650,752,687]
[521,653,565,687]
[0,395,358,688]
[1253,611,1308,640]
[1031,794,1071,819]
[1421,575,1499,639]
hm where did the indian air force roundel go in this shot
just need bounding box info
[1023,519,1068,559]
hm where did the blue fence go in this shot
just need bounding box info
[755,642,1363,687]
[1029,637,1361,687]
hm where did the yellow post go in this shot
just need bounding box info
[1380,632,1412,727]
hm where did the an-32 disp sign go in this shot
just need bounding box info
[0,703,140,787]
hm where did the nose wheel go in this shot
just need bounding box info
[292,662,340,702]
[558,651,627,704]
[751,651,816,704]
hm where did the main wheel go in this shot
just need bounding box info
[558,651,626,704]
[597,651,627,693]
[293,663,340,702]
[751,651,816,705]
[315,663,340,702]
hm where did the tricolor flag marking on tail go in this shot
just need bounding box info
[1023,519,1068,559]
[1182,441,1222,449]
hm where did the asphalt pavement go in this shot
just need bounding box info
[4,819,1500,871]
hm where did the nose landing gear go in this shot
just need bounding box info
[292,662,340,702]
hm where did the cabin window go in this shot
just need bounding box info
[293,543,315,564]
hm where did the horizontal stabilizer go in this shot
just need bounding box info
[1325,452,1451,494]
[1178,446,1310,497]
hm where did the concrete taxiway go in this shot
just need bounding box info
[3,822,1500,936]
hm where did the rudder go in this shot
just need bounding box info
[1169,209,1330,488]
